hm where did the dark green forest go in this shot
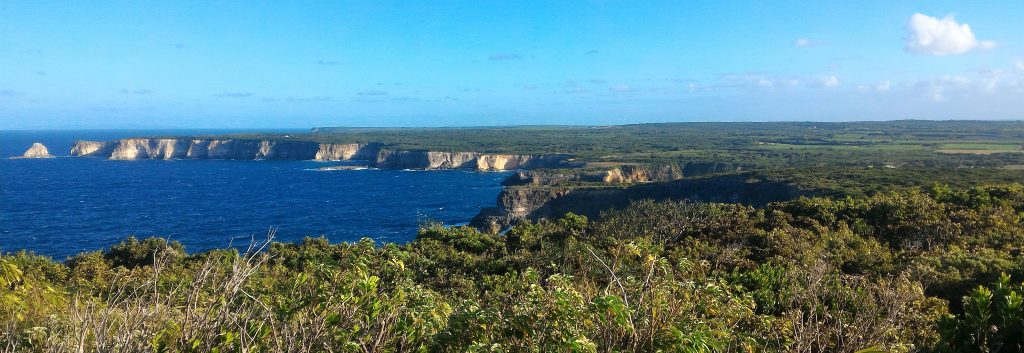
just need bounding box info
[3,184,1023,352]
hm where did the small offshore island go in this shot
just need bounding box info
[16,142,53,158]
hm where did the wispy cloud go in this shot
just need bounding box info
[316,60,341,66]
[0,89,25,97]
[584,49,600,55]
[608,84,633,93]
[390,96,420,102]
[174,43,187,49]
[488,53,523,61]
[720,73,801,91]
[261,96,333,102]
[816,75,841,88]
[356,90,388,96]
[214,92,252,98]
[794,38,823,47]
[120,89,152,95]
[905,13,994,56]
[916,75,971,101]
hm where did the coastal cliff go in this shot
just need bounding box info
[70,140,113,157]
[501,162,754,186]
[471,173,812,232]
[315,143,383,161]
[374,150,573,170]
[69,138,569,170]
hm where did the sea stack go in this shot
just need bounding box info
[21,142,53,158]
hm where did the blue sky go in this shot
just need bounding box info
[1,1,1023,129]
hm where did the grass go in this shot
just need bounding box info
[935,143,1022,154]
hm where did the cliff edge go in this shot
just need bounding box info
[471,173,812,232]
[69,138,572,171]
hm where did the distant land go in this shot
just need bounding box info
[44,120,1024,231]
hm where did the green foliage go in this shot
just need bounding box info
[103,236,185,269]
[937,274,1024,353]
[2,183,1024,351]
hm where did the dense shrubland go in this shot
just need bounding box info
[2,184,1024,352]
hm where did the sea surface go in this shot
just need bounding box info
[0,130,511,259]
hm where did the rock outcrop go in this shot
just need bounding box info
[502,164,684,186]
[501,163,756,187]
[69,138,570,170]
[601,164,683,183]
[314,143,382,161]
[374,150,480,169]
[70,140,113,157]
[21,143,53,158]
[471,173,812,232]
[371,150,570,170]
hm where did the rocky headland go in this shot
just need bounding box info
[470,172,813,232]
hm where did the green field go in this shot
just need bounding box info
[935,142,1022,154]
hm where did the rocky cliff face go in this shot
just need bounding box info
[69,138,568,170]
[74,138,379,162]
[601,164,683,183]
[371,150,570,170]
[70,141,112,157]
[502,164,684,186]
[374,150,479,169]
[71,139,356,161]
[471,173,812,232]
[21,143,53,158]
[314,143,382,161]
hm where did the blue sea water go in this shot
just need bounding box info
[0,130,510,259]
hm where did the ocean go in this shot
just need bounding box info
[0,130,511,259]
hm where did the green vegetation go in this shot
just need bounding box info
[10,121,1022,351]
[935,143,1022,155]
[3,184,1024,352]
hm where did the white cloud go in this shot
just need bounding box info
[905,13,994,56]
[978,69,1004,93]
[719,74,807,92]
[819,75,841,88]
[1016,60,1024,71]
[875,80,891,91]
[916,75,971,101]
[793,38,823,48]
